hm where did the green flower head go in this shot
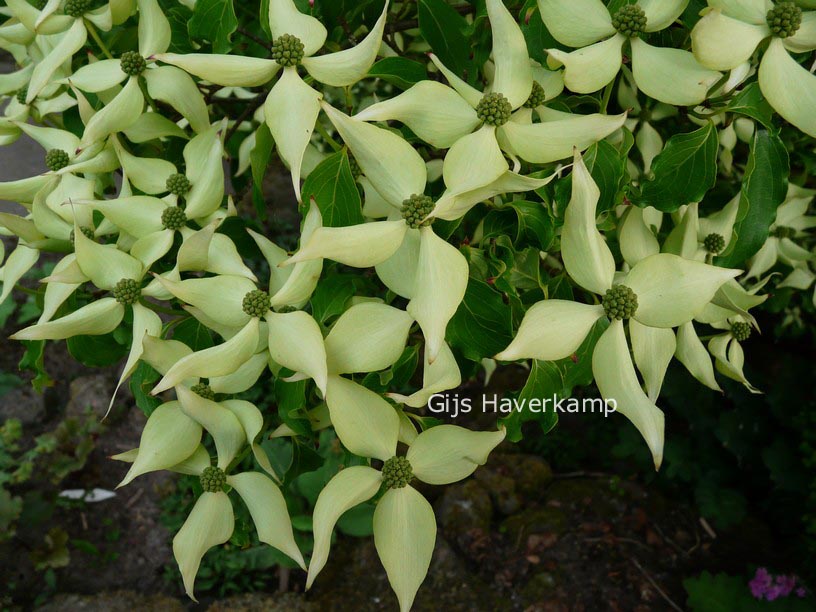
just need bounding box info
[242,289,271,317]
[602,285,638,320]
[766,2,802,38]
[476,92,512,127]
[166,173,191,196]
[703,233,726,254]
[113,278,140,305]
[190,383,215,401]
[16,86,28,106]
[199,466,226,493]
[45,149,70,172]
[612,4,647,37]
[731,321,751,342]
[120,51,147,76]
[161,206,187,231]
[401,194,434,229]
[381,456,413,489]
[523,81,547,109]
[64,0,92,18]
[271,34,305,67]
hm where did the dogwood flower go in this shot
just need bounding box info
[691,0,816,136]
[62,0,208,146]
[112,386,304,600]
[156,0,388,195]
[354,0,626,201]
[746,184,815,278]
[495,151,741,467]
[148,272,328,397]
[282,107,549,363]
[306,377,505,611]
[3,0,112,101]
[661,197,741,263]
[539,0,722,105]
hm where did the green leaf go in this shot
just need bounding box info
[18,340,53,393]
[274,378,311,438]
[130,361,162,417]
[309,273,357,323]
[447,278,513,361]
[368,57,427,90]
[418,0,473,82]
[636,123,719,212]
[723,82,775,129]
[166,5,194,54]
[67,333,129,368]
[555,138,631,214]
[300,150,364,227]
[188,0,238,54]
[717,129,789,267]
[250,124,275,220]
[501,360,562,442]
[520,1,559,65]
[171,318,214,351]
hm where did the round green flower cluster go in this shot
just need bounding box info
[242,290,271,318]
[69,226,95,244]
[166,173,191,196]
[766,2,802,38]
[45,149,70,172]
[32,0,48,10]
[382,456,413,489]
[120,51,147,76]
[16,87,28,106]
[602,285,638,320]
[523,81,547,109]
[271,34,305,67]
[113,278,140,305]
[64,0,92,18]
[703,232,726,254]
[476,92,512,127]
[772,225,796,239]
[161,206,187,231]
[731,321,752,342]
[612,5,647,37]
[200,466,226,493]
[277,305,298,313]
[347,155,362,179]
[191,383,215,400]
[401,194,435,229]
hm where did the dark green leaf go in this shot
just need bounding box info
[368,57,427,90]
[501,360,562,442]
[418,0,473,81]
[637,123,719,212]
[250,124,274,220]
[300,150,364,227]
[67,333,128,368]
[189,0,238,53]
[19,341,53,393]
[130,362,162,417]
[309,273,357,323]
[717,129,789,266]
[447,278,513,360]
[723,82,775,129]
[171,318,214,351]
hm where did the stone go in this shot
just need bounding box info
[435,479,493,541]
[0,385,45,426]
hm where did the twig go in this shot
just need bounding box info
[238,27,272,51]
[552,470,610,479]
[125,488,144,508]
[699,517,717,539]
[223,93,267,146]
[629,557,684,612]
